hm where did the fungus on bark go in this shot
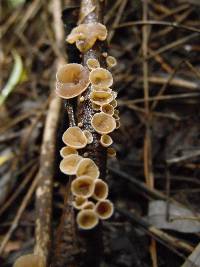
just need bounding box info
[62,126,87,149]
[95,200,114,220]
[60,154,82,175]
[93,179,108,201]
[77,209,99,230]
[89,68,113,89]
[100,134,113,147]
[91,112,116,134]
[71,176,95,198]
[76,158,100,180]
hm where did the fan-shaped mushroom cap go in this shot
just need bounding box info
[71,176,95,198]
[110,99,117,108]
[13,254,45,267]
[107,147,116,158]
[72,196,87,210]
[92,102,101,111]
[95,200,114,220]
[83,201,95,210]
[101,104,114,115]
[76,158,100,179]
[100,134,113,147]
[106,56,117,68]
[56,64,90,99]
[83,130,93,144]
[60,146,78,158]
[90,91,113,106]
[87,58,100,70]
[62,126,87,149]
[77,209,99,230]
[91,112,116,134]
[60,154,82,175]
[66,23,107,52]
[93,179,108,200]
[89,68,113,89]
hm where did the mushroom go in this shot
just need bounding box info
[89,68,113,89]
[87,58,100,70]
[76,158,100,179]
[13,254,45,267]
[100,103,114,115]
[107,147,116,158]
[90,91,113,106]
[66,23,107,52]
[92,102,101,111]
[91,85,112,92]
[56,63,90,99]
[110,99,117,108]
[95,200,114,220]
[60,146,78,158]
[91,112,116,134]
[72,196,87,210]
[62,126,87,149]
[76,209,99,230]
[83,201,95,210]
[100,134,113,147]
[71,176,95,198]
[83,130,93,144]
[60,154,82,175]
[106,56,117,68]
[93,179,108,200]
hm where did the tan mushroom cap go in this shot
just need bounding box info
[100,134,113,147]
[110,99,118,108]
[101,104,114,115]
[76,158,100,179]
[107,147,117,158]
[83,130,93,144]
[113,113,120,120]
[71,176,95,198]
[56,64,90,99]
[106,56,117,68]
[93,179,108,200]
[89,68,113,89]
[87,58,100,70]
[95,200,114,220]
[82,201,95,210]
[91,112,116,134]
[13,254,45,267]
[62,126,87,149]
[60,154,82,175]
[77,209,99,230]
[92,102,101,111]
[72,196,87,210]
[60,146,78,158]
[90,91,113,106]
[91,85,112,92]
[66,23,107,52]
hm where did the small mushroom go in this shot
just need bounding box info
[110,99,117,108]
[91,85,112,92]
[90,91,113,106]
[91,112,116,134]
[83,130,93,144]
[62,126,87,149]
[72,196,87,210]
[93,179,108,200]
[56,64,90,99]
[60,154,82,175]
[76,158,100,180]
[101,103,114,115]
[83,201,95,210]
[80,96,85,102]
[76,209,99,230]
[13,254,45,267]
[87,58,100,70]
[95,200,114,220]
[106,56,117,68]
[60,146,78,158]
[100,134,113,147]
[92,102,101,111]
[89,68,113,89]
[107,147,116,158]
[71,176,95,198]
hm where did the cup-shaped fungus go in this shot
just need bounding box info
[95,200,114,220]
[77,209,99,230]
[83,201,95,210]
[101,104,114,115]
[66,23,107,52]
[91,85,112,92]
[110,99,117,108]
[89,68,113,89]
[56,64,90,99]
[91,112,116,134]
[62,126,87,149]
[60,146,78,158]
[93,179,108,200]
[106,56,117,68]
[83,130,93,144]
[92,102,101,111]
[71,176,95,198]
[87,58,100,70]
[76,158,100,179]
[72,196,87,210]
[90,91,113,106]
[13,254,45,267]
[100,134,113,147]
[107,147,117,158]
[60,154,82,175]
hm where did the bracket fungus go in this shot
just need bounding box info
[100,134,113,147]
[62,126,87,149]
[13,254,45,267]
[83,130,93,144]
[72,196,87,210]
[87,58,100,70]
[60,146,78,158]
[90,91,113,106]
[106,56,117,68]
[93,179,108,201]
[60,154,82,175]
[89,68,113,89]
[76,158,100,180]
[77,209,99,230]
[101,103,114,115]
[95,200,114,220]
[71,176,95,198]
[91,112,116,134]
[66,23,107,52]
[56,63,89,99]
